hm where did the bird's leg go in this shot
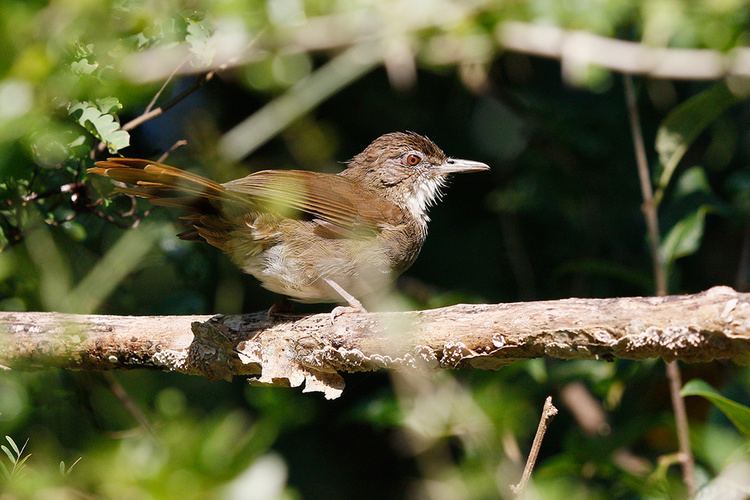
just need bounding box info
[267,296,293,321]
[323,278,367,323]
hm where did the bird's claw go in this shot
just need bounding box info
[329,305,367,325]
[267,300,293,321]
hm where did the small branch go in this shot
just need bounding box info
[560,382,608,436]
[157,139,189,163]
[665,360,695,490]
[96,72,215,153]
[624,76,667,296]
[145,59,189,114]
[498,22,750,80]
[118,108,163,134]
[561,382,652,476]
[511,396,558,495]
[624,75,696,496]
[101,372,157,439]
[21,182,84,204]
[1,288,749,400]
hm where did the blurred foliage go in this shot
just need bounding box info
[1,0,750,498]
[682,380,750,436]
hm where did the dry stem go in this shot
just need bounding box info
[511,396,558,495]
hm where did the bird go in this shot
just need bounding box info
[88,132,489,316]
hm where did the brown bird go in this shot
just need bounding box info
[88,132,489,315]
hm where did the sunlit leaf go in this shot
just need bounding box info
[15,453,30,471]
[655,83,740,199]
[95,97,122,115]
[68,101,130,153]
[73,42,94,59]
[1,445,15,464]
[5,436,18,456]
[674,166,712,198]
[68,134,86,148]
[660,205,709,264]
[682,379,750,435]
[70,58,98,75]
[186,20,214,67]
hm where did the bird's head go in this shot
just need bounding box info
[343,131,489,225]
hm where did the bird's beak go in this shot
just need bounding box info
[435,158,490,174]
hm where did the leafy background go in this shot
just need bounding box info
[0,0,749,498]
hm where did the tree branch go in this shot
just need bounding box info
[1,287,748,399]
[497,22,750,80]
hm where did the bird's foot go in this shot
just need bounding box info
[329,304,368,325]
[323,278,367,324]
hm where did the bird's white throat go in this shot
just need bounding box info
[405,175,446,226]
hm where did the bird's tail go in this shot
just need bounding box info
[88,158,254,243]
[88,158,231,211]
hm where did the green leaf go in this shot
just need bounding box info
[1,445,15,464]
[0,461,9,480]
[67,134,90,158]
[660,205,709,264]
[655,83,741,197]
[186,20,214,67]
[95,97,122,114]
[61,221,87,241]
[73,42,94,59]
[4,436,18,457]
[674,166,712,198]
[68,134,87,148]
[682,379,750,435]
[69,101,130,153]
[15,453,30,471]
[133,32,150,49]
[70,57,98,75]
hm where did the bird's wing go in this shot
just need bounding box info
[89,159,404,236]
[223,170,404,235]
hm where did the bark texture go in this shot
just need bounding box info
[1,286,748,399]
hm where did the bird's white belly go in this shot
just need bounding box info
[242,241,394,303]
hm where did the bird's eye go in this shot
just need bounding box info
[405,153,421,166]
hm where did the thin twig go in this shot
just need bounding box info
[126,71,216,130]
[560,382,609,436]
[665,360,694,482]
[118,108,162,134]
[623,74,696,497]
[511,396,558,496]
[157,139,189,163]
[145,58,189,114]
[101,372,158,440]
[96,71,215,153]
[21,182,83,204]
[624,76,667,295]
